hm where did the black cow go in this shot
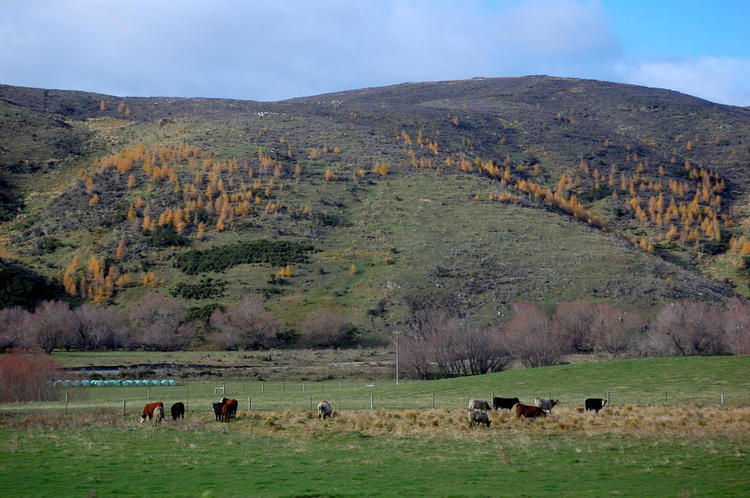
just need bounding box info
[170,402,185,420]
[213,402,223,421]
[585,398,607,413]
[492,396,520,410]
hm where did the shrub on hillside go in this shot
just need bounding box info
[0,350,61,402]
[173,240,315,275]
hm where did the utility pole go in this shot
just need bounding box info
[394,330,402,385]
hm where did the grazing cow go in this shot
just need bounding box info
[467,409,491,428]
[140,402,164,423]
[212,402,223,421]
[492,397,520,410]
[534,397,559,411]
[152,405,164,426]
[317,400,332,420]
[468,398,491,411]
[516,403,547,419]
[220,398,238,422]
[585,398,607,413]
[170,402,185,420]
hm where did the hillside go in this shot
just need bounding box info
[1,76,749,342]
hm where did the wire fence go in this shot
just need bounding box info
[2,378,749,416]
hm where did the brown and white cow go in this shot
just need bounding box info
[515,403,547,419]
[140,402,164,423]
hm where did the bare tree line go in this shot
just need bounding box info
[0,293,357,353]
[399,298,750,379]
[1,295,748,376]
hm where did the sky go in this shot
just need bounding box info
[1,0,749,106]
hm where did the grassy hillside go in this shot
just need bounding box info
[1,77,749,341]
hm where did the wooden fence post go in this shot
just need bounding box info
[122,400,126,416]
[370,393,374,410]
[248,398,252,411]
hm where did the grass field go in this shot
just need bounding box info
[1,356,748,496]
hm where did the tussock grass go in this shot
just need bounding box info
[10,403,741,439]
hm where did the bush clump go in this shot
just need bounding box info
[174,240,315,275]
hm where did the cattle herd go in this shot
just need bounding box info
[139,395,608,427]
[465,396,607,427]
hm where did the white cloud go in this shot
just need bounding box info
[615,57,750,107]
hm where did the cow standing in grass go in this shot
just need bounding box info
[220,398,238,422]
[468,409,491,427]
[171,402,185,420]
[468,398,491,411]
[516,403,547,419]
[585,398,607,413]
[213,402,223,421]
[492,397,519,410]
[317,400,332,419]
[141,402,164,424]
[152,405,164,426]
[535,397,559,411]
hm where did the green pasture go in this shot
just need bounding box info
[4,355,749,415]
[0,424,746,497]
[1,356,749,496]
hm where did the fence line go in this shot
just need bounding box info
[2,378,749,414]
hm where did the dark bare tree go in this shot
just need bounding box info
[0,306,30,352]
[129,293,196,351]
[555,299,597,353]
[503,302,570,367]
[25,300,80,353]
[75,304,129,350]
[210,294,279,350]
[722,298,750,355]
[590,303,643,357]
[650,301,727,356]
[300,312,356,348]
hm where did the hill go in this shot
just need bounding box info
[1,76,749,343]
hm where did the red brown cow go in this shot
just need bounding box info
[141,401,164,423]
[515,403,547,419]
[220,398,238,422]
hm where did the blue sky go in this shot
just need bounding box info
[1,0,749,105]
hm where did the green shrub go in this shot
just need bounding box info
[171,278,227,300]
[174,239,315,275]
